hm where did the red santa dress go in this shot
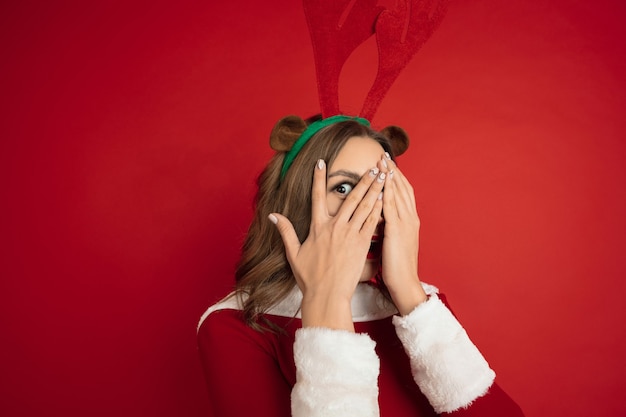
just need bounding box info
[197,282,524,416]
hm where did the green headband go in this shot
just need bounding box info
[280,115,370,180]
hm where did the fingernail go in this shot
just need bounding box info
[369,167,379,177]
[389,170,394,179]
[377,172,386,183]
[384,152,391,160]
[378,192,383,200]
[381,158,388,169]
[268,213,278,224]
[317,159,325,170]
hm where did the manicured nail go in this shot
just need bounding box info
[389,170,395,179]
[317,159,325,170]
[378,192,383,200]
[369,167,379,177]
[381,158,388,169]
[377,172,386,183]
[268,213,278,224]
[384,152,391,160]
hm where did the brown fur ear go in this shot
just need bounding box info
[269,115,308,152]
[380,125,410,156]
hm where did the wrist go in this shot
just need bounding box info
[388,279,428,316]
[301,292,355,331]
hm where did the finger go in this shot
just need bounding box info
[335,167,379,223]
[382,169,399,220]
[379,152,392,173]
[311,159,328,222]
[360,191,384,236]
[382,155,417,214]
[269,213,301,265]
[349,170,387,227]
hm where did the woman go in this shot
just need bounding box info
[197,115,524,416]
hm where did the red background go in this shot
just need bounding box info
[2,1,625,416]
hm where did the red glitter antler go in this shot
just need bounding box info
[303,0,449,120]
[303,0,382,118]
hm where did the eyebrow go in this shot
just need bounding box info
[328,170,362,183]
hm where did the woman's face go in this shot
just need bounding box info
[326,136,385,282]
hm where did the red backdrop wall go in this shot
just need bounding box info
[2,1,625,416]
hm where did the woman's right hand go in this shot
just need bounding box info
[269,159,386,331]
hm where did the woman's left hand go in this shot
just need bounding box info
[378,154,428,315]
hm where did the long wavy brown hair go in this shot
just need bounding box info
[234,115,407,330]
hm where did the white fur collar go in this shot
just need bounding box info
[198,282,438,331]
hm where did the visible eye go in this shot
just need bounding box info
[334,182,354,197]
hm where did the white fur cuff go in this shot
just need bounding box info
[392,295,495,413]
[291,328,380,417]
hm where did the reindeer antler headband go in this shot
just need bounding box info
[275,0,449,179]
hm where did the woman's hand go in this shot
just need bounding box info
[378,154,428,315]
[270,159,387,331]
